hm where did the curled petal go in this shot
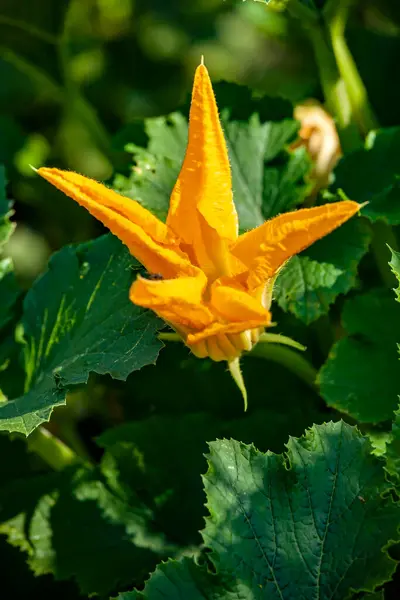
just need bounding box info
[210,281,271,323]
[38,168,193,278]
[130,270,214,330]
[231,200,361,289]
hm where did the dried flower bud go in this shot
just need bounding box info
[292,101,342,191]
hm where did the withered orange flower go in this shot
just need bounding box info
[292,100,342,190]
[37,63,360,372]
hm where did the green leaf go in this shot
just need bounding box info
[385,404,400,478]
[0,257,20,330]
[0,165,15,248]
[114,87,312,231]
[0,234,163,436]
[319,289,400,422]
[98,404,326,546]
[390,247,400,303]
[119,421,399,599]
[0,460,169,596]
[275,217,372,323]
[333,128,400,224]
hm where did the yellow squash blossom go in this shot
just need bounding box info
[37,62,360,392]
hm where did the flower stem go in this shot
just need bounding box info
[158,332,182,342]
[27,426,82,471]
[303,20,361,152]
[249,343,318,390]
[325,0,378,136]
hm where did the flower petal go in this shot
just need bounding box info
[130,270,214,330]
[38,167,193,278]
[187,320,269,345]
[231,200,361,289]
[166,63,238,261]
[210,281,271,323]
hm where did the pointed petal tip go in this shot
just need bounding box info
[200,54,204,66]
[29,164,39,174]
[358,200,369,210]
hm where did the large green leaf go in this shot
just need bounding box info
[319,289,400,422]
[333,128,400,224]
[0,234,163,435]
[98,403,326,546]
[275,217,371,323]
[0,446,170,596]
[114,87,312,231]
[120,421,399,599]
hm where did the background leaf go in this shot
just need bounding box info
[98,402,326,547]
[0,165,15,247]
[0,441,169,596]
[0,234,163,436]
[333,128,400,224]
[318,289,400,422]
[120,421,399,599]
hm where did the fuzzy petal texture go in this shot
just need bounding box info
[38,167,194,279]
[210,281,271,323]
[166,63,238,273]
[231,200,361,289]
[130,270,214,330]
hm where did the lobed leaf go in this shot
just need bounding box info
[0,234,163,436]
[118,421,399,599]
[319,289,400,422]
[98,404,326,546]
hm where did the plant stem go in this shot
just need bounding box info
[325,0,378,136]
[304,21,361,152]
[158,332,181,342]
[0,47,111,162]
[27,426,81,471]
[286,0,319,23]
[249,343,318,390]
